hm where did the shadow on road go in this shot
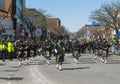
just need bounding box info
[80,58,97,64]
[107,60,120,64]
[63,67,90,71]
[0,63,5,66]
[0,77,23,80]
[50,61,70,65]
[4,69,19,72]
[10,66,20,68]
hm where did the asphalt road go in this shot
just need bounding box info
[0,54,120,84]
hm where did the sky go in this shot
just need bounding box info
[26,0,116,33]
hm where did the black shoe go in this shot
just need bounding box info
[59,69,62,71]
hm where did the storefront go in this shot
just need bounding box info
[0,19,14,41]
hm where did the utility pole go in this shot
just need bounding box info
[12,0,17,40]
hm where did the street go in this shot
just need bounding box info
[0,54,120,84]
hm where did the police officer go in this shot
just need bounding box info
[0,41,7,63]
[7,40,15,60]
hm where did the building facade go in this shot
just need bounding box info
[0,0,26,40]
[46,17,61,32]
[0,0,12,20]
[80,25,113,40]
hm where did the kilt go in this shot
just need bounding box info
[74,51,80,59]
[98,50,102,55]
[102,50,106,57]
[17,51,23,58]
[56,53,64,63]
[24,51,28,58]
[30,50,34,57]
[45,51,50,58]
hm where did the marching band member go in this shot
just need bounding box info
[101,39,109,64]
[72,39,80,64]
[23,40,30,64]
[55,39,65,71]
[42,39,51,65]
[17,40,24,66]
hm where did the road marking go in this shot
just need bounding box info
[29,65,54,84]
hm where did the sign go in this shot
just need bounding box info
[92,21,101,26]
[118,30,120,39]
[84,25,89,38]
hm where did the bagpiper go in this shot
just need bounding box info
[55,39,65,71]
[71,39,80,64]
[41,39,51,65]
[17,40,24,66]
[23,40,30,64]
[101,39,109,64]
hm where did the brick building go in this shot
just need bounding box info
[25,8,61,32]
[0,0,26,40]
[46,17,61,32]
[80,25,113,40]
[0,0,12,20]
[0,0,25,21]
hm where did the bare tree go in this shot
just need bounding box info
[75,29,84,39]
[90,1,120,40]
[35,9,47,29]
[22,9,47,39]
[23,14,36,39]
